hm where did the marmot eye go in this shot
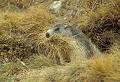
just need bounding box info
[55,28,60,31]
[64,26,68,29]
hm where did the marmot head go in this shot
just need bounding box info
[46,23,79,38]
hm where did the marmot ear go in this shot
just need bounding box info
[55,27,60,31]
[64,25,69,29]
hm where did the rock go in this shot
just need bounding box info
[49,1,62,14]
[39,0,45,3]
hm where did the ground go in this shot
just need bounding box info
[0,0,120,82]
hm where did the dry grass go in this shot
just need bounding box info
[16,44,120,82]
[16,48,120,82]
[0,0,120,82]
[0,0,46,10]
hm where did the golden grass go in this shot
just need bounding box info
[0,0,37,10]
[16,45,120,82]
[0,0,120,82]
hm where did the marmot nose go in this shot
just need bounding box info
[46,33,50,38]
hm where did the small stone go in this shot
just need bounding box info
[63,17,67,20]
[50,1,62,14]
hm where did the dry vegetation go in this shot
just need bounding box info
[0,0,120,82]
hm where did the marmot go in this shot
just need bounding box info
[46,23,101,58]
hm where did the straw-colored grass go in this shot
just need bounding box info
[0,0,120,82]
